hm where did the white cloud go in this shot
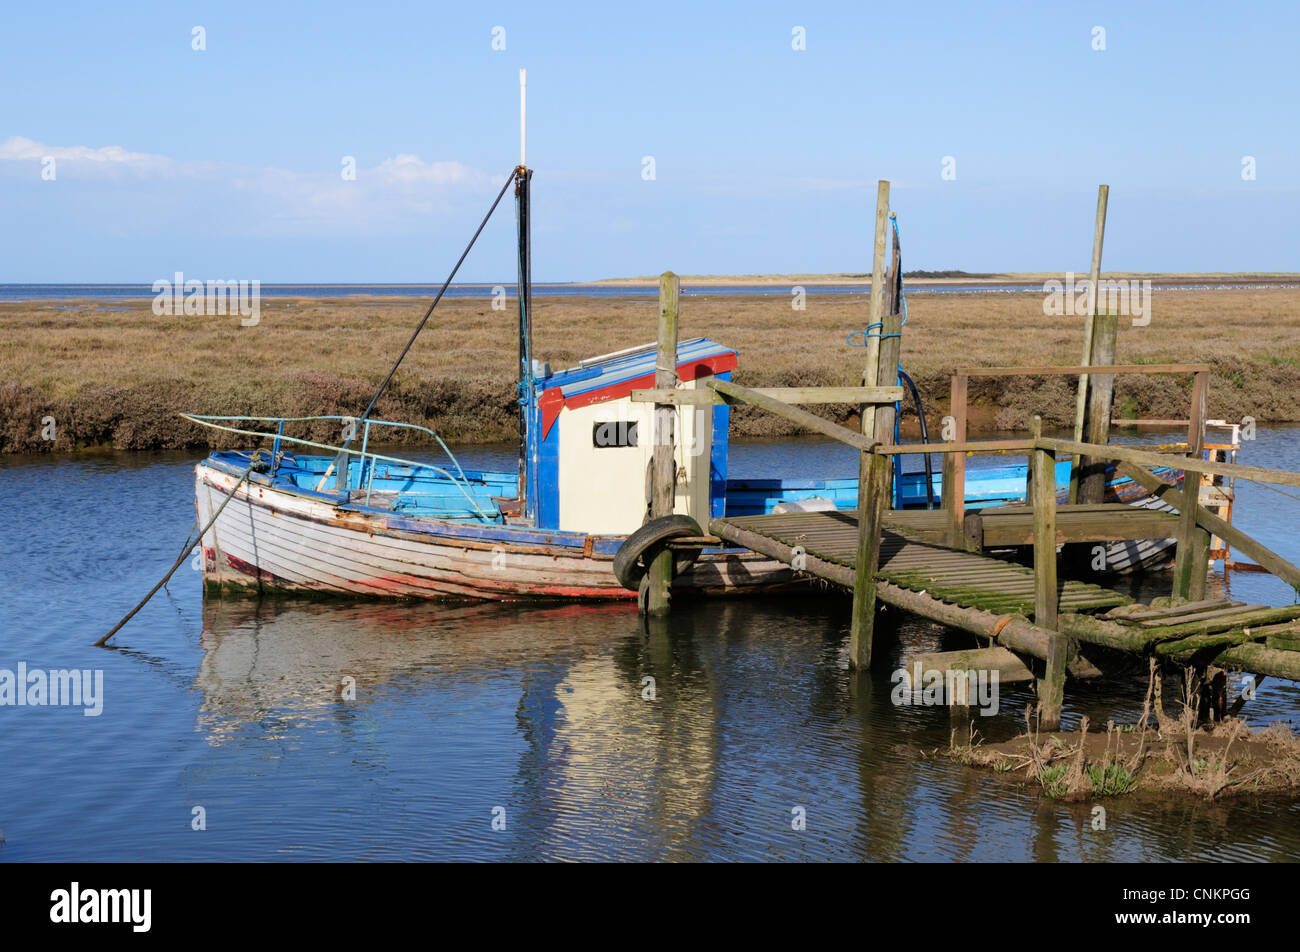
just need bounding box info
[372,154,489,188]
[0,135,499,235]
[0,135,174,172]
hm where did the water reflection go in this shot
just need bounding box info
[184,591,1300,861]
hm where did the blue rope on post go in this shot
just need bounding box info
[845,323,901,346]
[848,211,910,346]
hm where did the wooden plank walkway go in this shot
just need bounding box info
[885,502,1178,548]
[714,510,1131,618]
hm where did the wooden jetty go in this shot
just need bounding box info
[628,179,1300,730]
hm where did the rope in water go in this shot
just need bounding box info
[95,463,255,647]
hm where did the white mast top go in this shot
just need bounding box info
[519,68,527,167]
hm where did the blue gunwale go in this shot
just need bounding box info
[202,451,629,554]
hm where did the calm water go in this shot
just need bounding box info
[1,433,1298,861]
[0,282,978,302]
[7,283,1297,303]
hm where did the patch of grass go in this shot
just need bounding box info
[1086,761,1139,796]
[1039,764,1069,798]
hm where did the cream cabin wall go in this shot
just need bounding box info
[555,378,713,535]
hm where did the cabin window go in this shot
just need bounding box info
[593,421,638,447]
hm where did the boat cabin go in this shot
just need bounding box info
[525,338,737,534]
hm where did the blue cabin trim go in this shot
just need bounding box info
[710,369,731,518]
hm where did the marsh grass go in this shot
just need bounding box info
[3,286,1299,452]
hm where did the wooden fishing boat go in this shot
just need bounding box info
[191,338,803,600]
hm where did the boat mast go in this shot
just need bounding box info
[515,67,534,517]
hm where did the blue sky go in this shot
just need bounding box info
[1,1,1296,281]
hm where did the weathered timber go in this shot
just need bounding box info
[850,181,897,670]
[1033,417,1066,730]
[1077,312,1119,503]
[1155,629,1270,657]
[875,439,1035,455]
[1030,419,1059,630]
[707,379,878,453]
[1213,642,1300,681]
[1105,598,1241,621]
[1137,604,1268,628]
[1173,370,1209,600]
[883,503,1178,548]
[645,271,679,616]
[1142,605,1300,641]
[1039,438,1300,490]
[941,374,968,548]
[1058,613,1157,653]
[630,386,904,405]
[1058,608,1300,664]
[1117,461,1300,592]
[1071,183,1110,506]
[900,647,1035,689]
[962,364,1208,378]
[850,451,891,668]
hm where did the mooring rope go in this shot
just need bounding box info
[95,464,254,647]
[162,517,200,593]
[1254,480,1300,505]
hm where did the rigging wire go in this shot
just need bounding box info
[358,167,519,425]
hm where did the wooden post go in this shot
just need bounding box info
[1032,416,1066,729]
[1077,312,1119,503]
[644,271,679,616]
[849,180,891,669]
[1031,418,1059,629]
[1172,370,1209,601]
[940,374,968,547]
[1069,184,1109,504]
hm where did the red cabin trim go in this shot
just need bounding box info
[540,353,737,439]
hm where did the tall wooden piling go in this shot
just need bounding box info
[1032,416,1067,729]
[1069,184,1109,504]
[644,271,680,616]
[941,374,968,548]
[1172,370,1210,601]
[849,180,891,669]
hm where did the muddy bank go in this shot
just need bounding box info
[3,288,1298,453]
[947,714,1300,801]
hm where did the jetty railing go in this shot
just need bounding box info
[942,363,1211,595]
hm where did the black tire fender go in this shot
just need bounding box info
[612,514,704,591]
